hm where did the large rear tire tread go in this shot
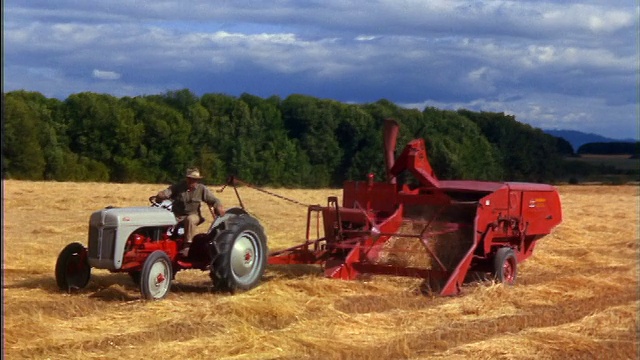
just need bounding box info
[55,242,91,292]
[210,214,268,292]
[140,250,173,300]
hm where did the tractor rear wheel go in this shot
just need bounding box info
[493,247,517,284]
[210,215,267,292]
[140,251,172,300]
[55,242,91,292]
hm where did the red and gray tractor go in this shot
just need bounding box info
[55,199,268,300]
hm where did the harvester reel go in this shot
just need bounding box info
[55,242,91,292]
[493,247,517,284]
[140,250,173,300]
[210,214,267,292]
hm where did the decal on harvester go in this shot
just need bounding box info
[528,198,547,208]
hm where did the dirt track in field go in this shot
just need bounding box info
[3,181,638,359]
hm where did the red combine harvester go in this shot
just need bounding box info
[265,119,562,295]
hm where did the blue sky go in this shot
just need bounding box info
[3,1,638,139]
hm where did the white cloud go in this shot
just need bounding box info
[355,35,377,41]
[92,69,121,80]
[541,6,634,34]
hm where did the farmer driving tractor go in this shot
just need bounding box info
[154,167,225,256]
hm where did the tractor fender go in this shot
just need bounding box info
[206,207,251,233]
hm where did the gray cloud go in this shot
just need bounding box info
[3,0,637,139]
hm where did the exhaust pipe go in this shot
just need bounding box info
[383,119,399,184]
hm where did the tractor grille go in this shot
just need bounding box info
[88,225,117,261]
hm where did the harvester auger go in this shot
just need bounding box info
[262,118,562,296]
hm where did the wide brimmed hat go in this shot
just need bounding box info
[185,167,203,179]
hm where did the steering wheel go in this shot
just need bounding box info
[149,196,173,211]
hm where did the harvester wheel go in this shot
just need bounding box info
[493,247,517,284]
[55,242,91,292]
[140,251,173,300]
[210,215,267,292]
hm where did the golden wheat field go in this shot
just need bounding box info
[3,180,638,359]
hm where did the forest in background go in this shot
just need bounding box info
[2,89,636,187]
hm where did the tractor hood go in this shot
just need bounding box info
[87,207,178,270]
[90,206,177,228]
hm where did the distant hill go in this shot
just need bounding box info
[544,129,637,152]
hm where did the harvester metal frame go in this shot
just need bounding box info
[254,118,562,295]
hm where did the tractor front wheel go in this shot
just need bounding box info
[210,215,267,292]
[55,242,91,292]
[140,251,173,300]
[493,247,517,284]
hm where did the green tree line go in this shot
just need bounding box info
[2,89,578,187]
[577,142,639,156]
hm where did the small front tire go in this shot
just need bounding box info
[55,242,91,292]
[140,251,173,300]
